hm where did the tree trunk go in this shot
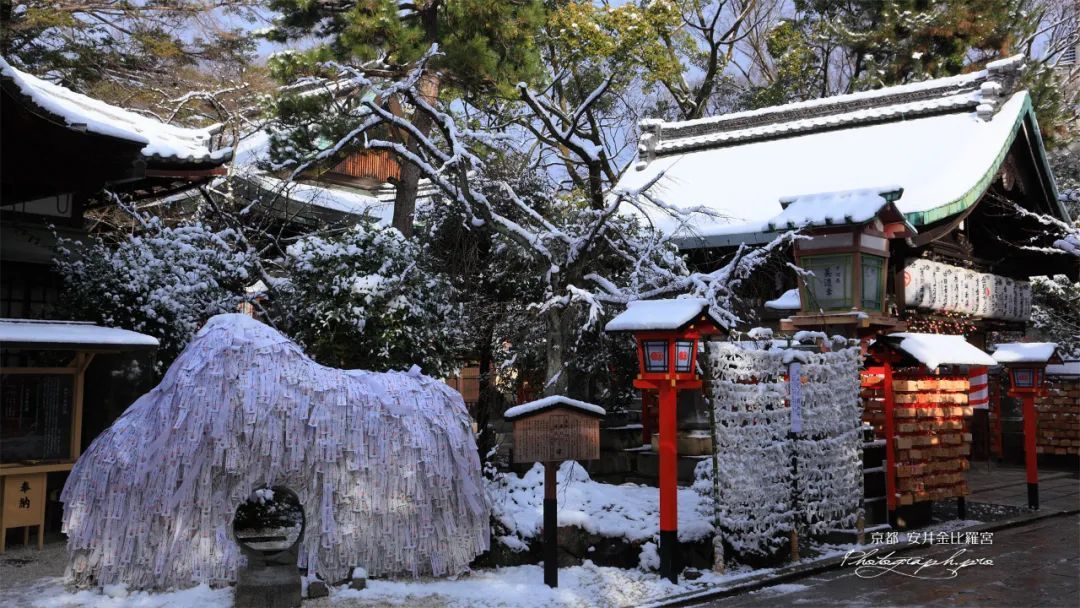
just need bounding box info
[544,307,570,397]
[474,322,498,466]
[390,70,440,238]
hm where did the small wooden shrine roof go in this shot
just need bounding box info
[504,396,606,421]
[0,319,158,351]
[873,332,997,370]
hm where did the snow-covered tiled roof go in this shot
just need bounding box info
[617,56,1062,248]
[766,186,904,230]
[504,396,605,420]
[881,333,997,370]
[0,319,158,350]
[232,128,439,226]
[605,297,722,332]
[991,342,1059,364]
[0,57,232,164]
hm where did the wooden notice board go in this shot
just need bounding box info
[1,373,74,462]
[0,472,46,551]
[513,409,600,463]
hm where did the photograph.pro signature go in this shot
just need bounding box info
[841,548,995,580]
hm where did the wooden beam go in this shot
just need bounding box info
[0,367,77,375]
[70,353,92,460]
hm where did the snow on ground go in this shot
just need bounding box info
[0,516,997,608]
[2,566,767,608]
[489,462,713,546]
[314,563,763,608]
[2,578,233,608]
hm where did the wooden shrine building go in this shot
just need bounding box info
[618,54,1076,346]
[1,56,234,322]
[0,58,232,547]
[613,55,1078,498]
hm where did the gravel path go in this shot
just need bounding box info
[0,538,67,588]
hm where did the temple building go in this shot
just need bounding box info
[599,56,1077,499]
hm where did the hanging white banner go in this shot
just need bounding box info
[789,361,803,434]
[902,259,1030,321]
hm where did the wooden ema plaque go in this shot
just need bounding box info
[512,408,600,464]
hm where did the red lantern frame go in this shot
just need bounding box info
[625,317,719,583]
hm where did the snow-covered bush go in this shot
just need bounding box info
[55,218,255,367]
[278,224,462,376]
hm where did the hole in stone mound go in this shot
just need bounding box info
[233,487,305,556]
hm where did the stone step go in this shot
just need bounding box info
[863,446,885,468]
[864,469,886,498]
[600,424,647,451]
[864,495,889,526]
[592,447,639,478]
[633,449,709,486]
[600,406,643,428]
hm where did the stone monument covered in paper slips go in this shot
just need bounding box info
[60,314,490,590]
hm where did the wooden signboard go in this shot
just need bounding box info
[512,409,600,464]
[505,397,604,588]
[0,472,46,551]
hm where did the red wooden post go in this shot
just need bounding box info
[607,299,722,586]
[883,360,897,514]
[658,381,679,583]
[1022,395,1039,509]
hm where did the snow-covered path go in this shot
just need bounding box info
[1,564,768,608]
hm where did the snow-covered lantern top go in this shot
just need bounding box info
[992,342,1062,396]
[767,187,915,316]
[605,298,724,382]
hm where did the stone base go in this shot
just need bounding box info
[649,432,713,456]
[235,565,302,608]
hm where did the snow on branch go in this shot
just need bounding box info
[268,44,795,339]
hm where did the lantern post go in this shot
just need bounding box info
[605,299,723,583]
[992,343,1061,510]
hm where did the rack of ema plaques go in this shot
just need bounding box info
[861,372,973,508]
